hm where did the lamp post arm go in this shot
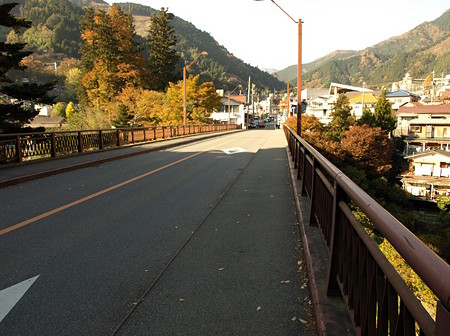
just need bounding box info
[269,0,298,23]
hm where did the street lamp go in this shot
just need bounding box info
[228,84,242,127]
[255,0,302,135]
[183,51,208,126]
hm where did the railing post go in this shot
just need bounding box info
[143,128,146,142]
[177,126,179,137]
[326,182,345,296]
[300,148,307,195]
[153,127,156,140]
[99,130,103,150]
[116,129,120,147]
[15,135,22,162]
[51,132,57,157]
[308,156,317,226]
[78,131,83,153]
[436,301,450,336]
[162,127,165,139]
[131,128,135,143]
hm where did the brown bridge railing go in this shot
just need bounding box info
[0,124,239,164]
[284,125,450,336]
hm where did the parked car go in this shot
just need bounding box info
[258,121,266,128]
[249,121,257,128]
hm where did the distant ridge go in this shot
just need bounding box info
[277,9,450,88]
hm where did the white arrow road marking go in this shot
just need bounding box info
[222,147,247,155]
[0,275,40,323]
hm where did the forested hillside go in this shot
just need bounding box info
[0,0,285,91]
[278,9,450,88]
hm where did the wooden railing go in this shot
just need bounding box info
[284,125,450,336]
[0,124,239,164]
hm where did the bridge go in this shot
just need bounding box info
[0,126,449,335]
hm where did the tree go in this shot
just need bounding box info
[357,106,376,127]
[112,104,133,128]
[324,93,354,142]
[341,125,393,176]
[0,3,55,133]
[52,102,66,117]
[65,101,77,119]
[79,5,149,123]
[163,75,220,125]
[373,89,396,134]
[147,7,180,91]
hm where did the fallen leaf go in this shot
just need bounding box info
[179,298,185,302]
[291,316,297,321]
[297,260,303,266]
[218,267,225,271]
[299,319,308,324]
[280,280,291,284]
[256,306,261,311]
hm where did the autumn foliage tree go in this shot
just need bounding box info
[164,75,221,125]
[79,5,149,124]
[341,124,393,176]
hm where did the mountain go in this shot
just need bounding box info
[114,2,285,91]
[1,0,285,91]
[278,9,450,88]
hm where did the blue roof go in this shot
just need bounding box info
[386,90,418,97]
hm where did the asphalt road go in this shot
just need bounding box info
[0,129,315,335]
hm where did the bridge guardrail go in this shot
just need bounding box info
[284,125,450,336]
[0,124,239,164]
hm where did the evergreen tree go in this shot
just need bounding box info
[374,89,396,134]
[357,106,376,127]
[0,3,54,133]
[147,7,180,91]
[324,93,354,142]
[112,103,133,128]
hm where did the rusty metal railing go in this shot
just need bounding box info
[284,125,450,336]
[0,124,239,164]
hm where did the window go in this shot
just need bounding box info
[410,126,421,133]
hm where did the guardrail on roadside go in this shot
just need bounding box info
[0,124,239,164]
[284,125,450,336]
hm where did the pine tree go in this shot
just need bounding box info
[374,89,396,134]
[147,7,180,91]
[112,103,133,128]
[325,93,354,142]
[0,3,55,133]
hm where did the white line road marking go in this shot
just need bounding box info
[0,275,40,323]
[222,147,247,155]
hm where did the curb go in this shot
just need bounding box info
[0,130,241,189]
[285,145,355,336]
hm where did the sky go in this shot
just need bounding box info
[107,0,449,71]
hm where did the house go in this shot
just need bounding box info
[348,92,380,118]
[395,104,450,154]
[386,90,420,111]
[210,95,247,126]
[402,150,450,198]
[26,116,66,129]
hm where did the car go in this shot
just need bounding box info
[249,121,257,128]
[258,121,266,128]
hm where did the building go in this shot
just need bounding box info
[386,90,420,111]
[402,150,450,198]
[348,92,380,118]
[210,94,247,126]
[395,104,450,154]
